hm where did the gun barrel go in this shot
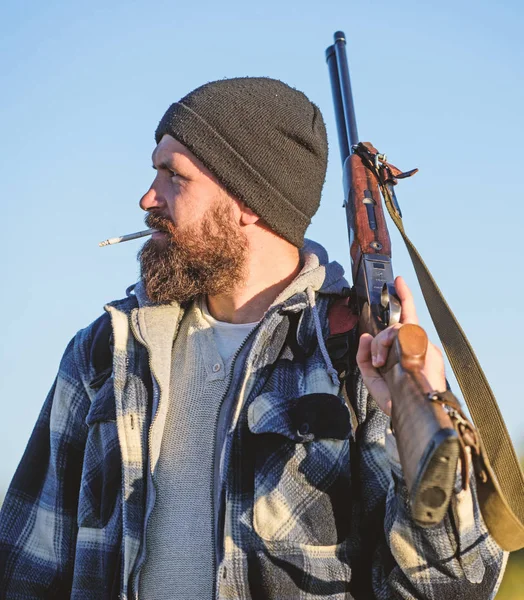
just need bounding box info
[325,45,350,165]
[325,31,359,157]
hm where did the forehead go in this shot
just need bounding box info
[152,135,199,170]
[151,134,226,192]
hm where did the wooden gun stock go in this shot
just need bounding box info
[381,324,460,525]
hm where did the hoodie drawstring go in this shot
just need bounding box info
[306,287,340,386]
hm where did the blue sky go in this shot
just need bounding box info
[1,0,522,489]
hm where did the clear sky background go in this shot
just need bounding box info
[0,0,522,491]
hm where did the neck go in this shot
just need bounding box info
[206,238,301,324]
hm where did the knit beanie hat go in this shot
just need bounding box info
[155,77,328,248]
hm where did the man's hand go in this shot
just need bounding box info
[356,276,446,416]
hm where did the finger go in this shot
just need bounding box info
[357,333,375,370]
[356,333,392,415]
[395,275,419,325]
[370,323,402,367]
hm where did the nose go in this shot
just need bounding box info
[139,184,165,212]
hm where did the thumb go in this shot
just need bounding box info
[395,276,419,325]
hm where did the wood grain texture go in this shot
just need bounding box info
[347,153,391,269]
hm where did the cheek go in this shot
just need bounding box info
[170,193,217,227]
[163,191,190,225]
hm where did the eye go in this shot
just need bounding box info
[165,167,182,180]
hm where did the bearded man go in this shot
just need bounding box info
[0,78,505,599]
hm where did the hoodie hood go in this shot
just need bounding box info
[272,239,348,307]
[271,239,348,386]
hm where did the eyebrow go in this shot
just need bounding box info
[151,159,176,171]
[151,148,182,172]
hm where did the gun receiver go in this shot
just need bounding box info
[326,31,460,525]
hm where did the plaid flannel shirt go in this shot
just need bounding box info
[0,244,506,599]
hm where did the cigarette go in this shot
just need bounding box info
[99,228,157,247]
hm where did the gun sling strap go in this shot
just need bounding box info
[337,142,524,552]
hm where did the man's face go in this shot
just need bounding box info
[138,135,248,304]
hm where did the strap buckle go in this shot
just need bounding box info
[427,390,488,489]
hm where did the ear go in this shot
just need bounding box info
[237,202,260,226]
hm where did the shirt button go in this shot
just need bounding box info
[213,363,221,373]
[298,422,310,435]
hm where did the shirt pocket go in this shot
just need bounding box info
[78,376,122,529]
[248,392,353,547]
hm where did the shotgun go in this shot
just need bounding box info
[326,31,460,526]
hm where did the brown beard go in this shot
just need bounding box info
[138,200,248,305]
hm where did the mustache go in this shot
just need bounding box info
[145,212,174,235]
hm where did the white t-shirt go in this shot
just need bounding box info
[200,297,259,364]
